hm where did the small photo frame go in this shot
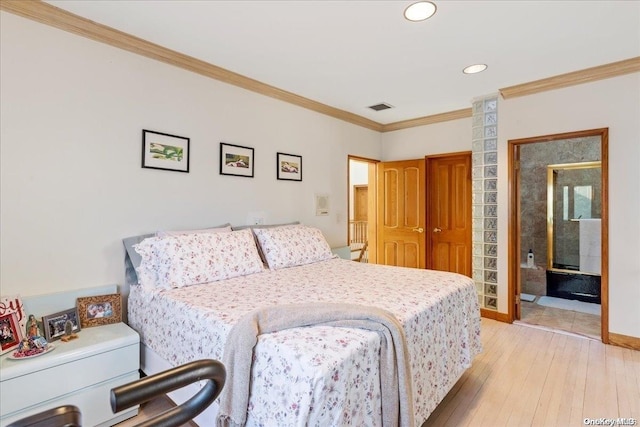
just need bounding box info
[77,294,122,328]
[277,152,302,181]
[42,308,81,342]
[0,295,27,333]
[0,312,23,354]
[220,143,254,178]
[142,129,190,173]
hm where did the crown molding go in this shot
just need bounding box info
[2,1,638,133]
[0,0,384,132]
[500,57,640,99]
[381,108,472,132]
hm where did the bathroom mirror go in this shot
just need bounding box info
[547,161,601,273]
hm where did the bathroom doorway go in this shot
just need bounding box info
[508,128,609,342]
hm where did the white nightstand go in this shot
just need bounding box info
[0,322,140,427]
[331,246,351,260]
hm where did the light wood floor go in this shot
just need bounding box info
[118,318,639,427]
[423,318,639,426]
[116,395,197,427]
[520,299,601,339]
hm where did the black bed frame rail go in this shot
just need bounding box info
[111,359,226,427]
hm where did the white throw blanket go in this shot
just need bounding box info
[216,302,415,427]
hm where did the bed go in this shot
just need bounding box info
[124,224,482,426]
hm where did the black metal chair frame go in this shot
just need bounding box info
[8,359,226,427]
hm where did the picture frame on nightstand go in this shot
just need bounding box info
[77,293,122,328]
[42,307,81,342]
[0,312,23,354]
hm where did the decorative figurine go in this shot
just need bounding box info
[25,314,42,338]
[13,335,50,358]
[60,319,78,342]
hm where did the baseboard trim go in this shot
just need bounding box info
[480,308,511,323]
[609,332,640,350]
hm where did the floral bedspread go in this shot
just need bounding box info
[128,258,482,426]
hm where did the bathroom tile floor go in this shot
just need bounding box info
[520,299,601,339]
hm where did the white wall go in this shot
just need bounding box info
[500,73,640,338]
[381,117,472,160]
[381,74,640,339]
[0,12,381,297]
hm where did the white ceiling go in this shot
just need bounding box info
[46,0,640,125]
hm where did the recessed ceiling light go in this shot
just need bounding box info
[404,1,437,22]
[463,64,488,74]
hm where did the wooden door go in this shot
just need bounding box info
[426,153,472,276]
[376,159,426,268]
[354,185,368,221]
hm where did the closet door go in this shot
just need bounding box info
[426,153,472,277]
[376,159,426,269]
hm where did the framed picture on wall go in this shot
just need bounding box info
[142,129,190,173]
[277,152,302,181]
[220,143,254,178]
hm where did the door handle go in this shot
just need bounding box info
[433,227,442,233]
[412,227,424,233]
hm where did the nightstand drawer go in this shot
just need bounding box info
[0,323,140,427]
[1,343,138,415]
[0,371,139,427]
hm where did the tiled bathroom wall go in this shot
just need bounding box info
[518,136,601,298]
[519,137,601,269]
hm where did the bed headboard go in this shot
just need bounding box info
[122,233,155,288]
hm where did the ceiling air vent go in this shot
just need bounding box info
[368,102,393,111]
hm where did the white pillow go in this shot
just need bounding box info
[232,222,299,265]
[253,225,333,270]
[155,224,231,237]
[134,228,264,289]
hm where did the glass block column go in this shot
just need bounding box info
[472,96,498,310]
